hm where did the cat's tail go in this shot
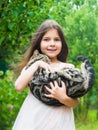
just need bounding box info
[77,56,95,89]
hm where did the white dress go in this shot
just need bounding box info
[12,91,76,130]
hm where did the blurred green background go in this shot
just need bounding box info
[0,0,98,130]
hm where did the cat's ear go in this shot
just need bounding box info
[33,50,40,56]
[30,50,40,59]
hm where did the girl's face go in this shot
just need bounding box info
[40,29,62,62]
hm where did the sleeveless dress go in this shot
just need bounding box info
[12,91,76,130]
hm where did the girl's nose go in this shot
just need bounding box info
[50,40,55,46]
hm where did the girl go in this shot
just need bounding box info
[12,20,79,130]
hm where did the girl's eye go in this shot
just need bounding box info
[55,38,61,41]
[43,38,50,41]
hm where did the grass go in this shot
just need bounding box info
[76,120,98,130]
[76,110,98,130]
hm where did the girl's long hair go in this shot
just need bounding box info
[17,20,68,72]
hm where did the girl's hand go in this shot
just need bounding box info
[35,60,52,73]
[44,81,66,102]
[44,81,79,107]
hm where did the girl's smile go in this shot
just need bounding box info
[40,28,62,62]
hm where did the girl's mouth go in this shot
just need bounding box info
[47,49,57,52]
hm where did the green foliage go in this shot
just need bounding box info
[64,3,97,57]
[0,0,61,61]
[0,70,4,76]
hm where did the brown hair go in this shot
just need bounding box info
[19,20,68,71]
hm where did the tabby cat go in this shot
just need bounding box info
[25,50,95,106]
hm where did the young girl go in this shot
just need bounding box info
[12,20,79,130]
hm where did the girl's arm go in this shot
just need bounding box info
[59,93,79,108]
[44,81,79,108]
[15,61,51,92]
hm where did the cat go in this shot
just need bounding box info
[26,50,95,106]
